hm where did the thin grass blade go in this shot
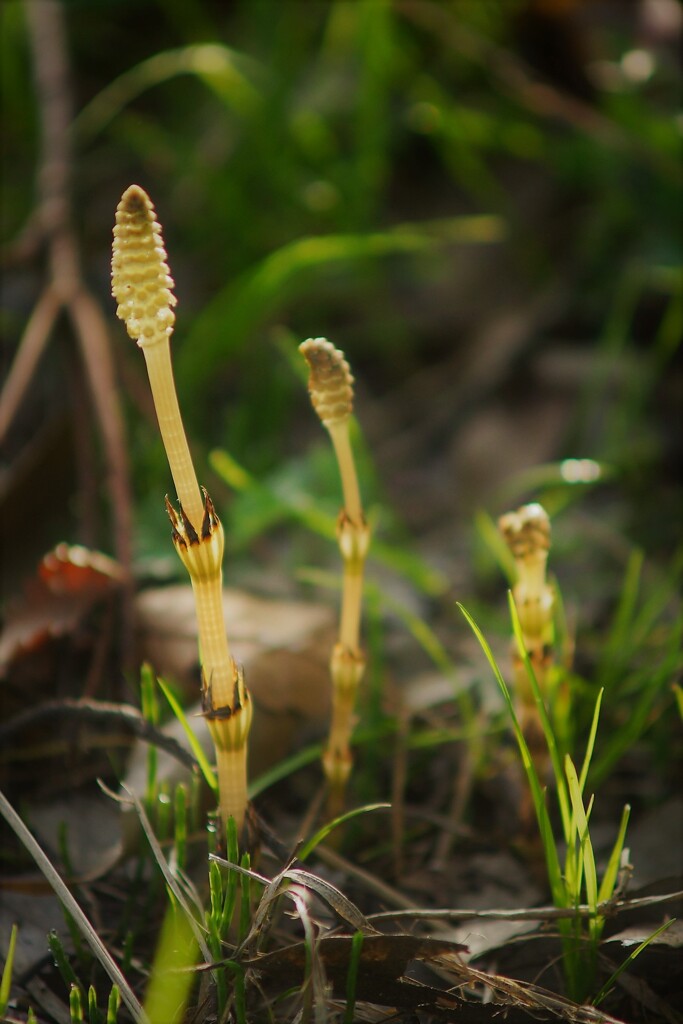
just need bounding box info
[597,804,631,906]
[248,742,322,798]
[0,788,147,1024]
[565,756,599,919]
[106,985,120,1024]
[143,905,199,1024]
[344,931,364,1024]
[0,922,18,1015]
[157,677,217,792]
[579,689,604,794]
[298,803,390,862]
[119,786,212,963]
[598,550,643,688]
[457,603,565,906]
[592,918,675,1006]
[508,592,571,840]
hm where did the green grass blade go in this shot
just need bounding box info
[106,986,121,1024]
[88,985,100,1024]
[563,833,579,906]
[598,550,643,688]
[239,852,252,943]
[298,803,390,863]
[373,583,478,736]
[219,818,240,936]
[249,719,410,800]
[173,784,187,872]
[597,804,631,906]
[565,756,598,917]
[248,742,322,798]
[592,918,675,1007]
[180,216,504,396]
[474,508,517,586]
[344,931,364,1024]
[508,593,571,840]
[579,688,604,794]
[233,963,247,1024]
[144,906,199,1024]
[591,628,681,785]
[629,554,682,649]
[140,664,159,809]
[211,448,449,597]
[205,869,226,1016]
[208,859,223,923]
[674,682,683,720]
[70,985,84,1024]
[74,44,262,142]
[457,603,565,906]
[48,931,83,999]
[0,922,18,1015]
[157,677,217,793]
[378,586,455,677]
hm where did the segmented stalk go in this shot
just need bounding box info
[499,503,554,781]
[112,185,251,829]
[300,338,370,808]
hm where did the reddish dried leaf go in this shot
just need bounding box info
[0,543,124,674]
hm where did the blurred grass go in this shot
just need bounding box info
[3,2,679,458]
[2,0,681,778]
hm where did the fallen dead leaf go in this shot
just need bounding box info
[124,585,336,800]
[0,543,125,675]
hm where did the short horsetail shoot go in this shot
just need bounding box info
[300,338,370,811]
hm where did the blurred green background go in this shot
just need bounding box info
[1,0,681,589]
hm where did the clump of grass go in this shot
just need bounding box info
[112,185,252,831]
[459,579,635,1002]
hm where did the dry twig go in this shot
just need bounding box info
[1,1,133,592]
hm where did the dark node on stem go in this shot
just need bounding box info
[165,494,185,548]
[179,500,199,544]
[201,486,219,539]
[201,671,249,718]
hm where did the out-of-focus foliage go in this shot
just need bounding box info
[1,0,681,555]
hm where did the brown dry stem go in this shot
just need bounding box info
[0,1,134,599]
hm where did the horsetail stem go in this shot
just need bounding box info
[112,185,251,829]
[112,185,203,528]
[300,338,370,807]
[499,502,554,780]
[499,502,553,655]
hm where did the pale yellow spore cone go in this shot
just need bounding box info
[112,185,177,349]
[111,185,203,528]
[300,338,362,525]
[499,503,552,640]
[299,337,354,429]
